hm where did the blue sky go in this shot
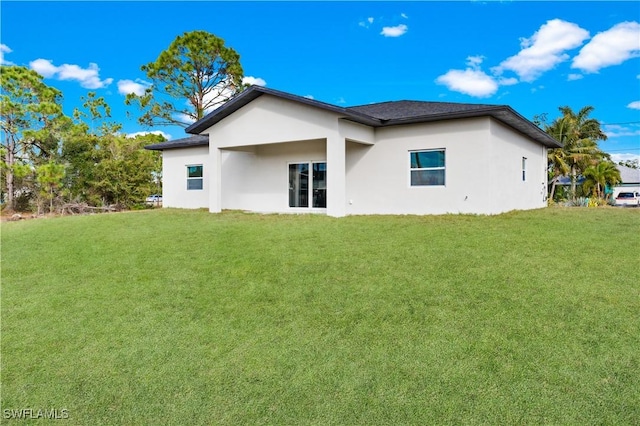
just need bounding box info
[2,1,639,162]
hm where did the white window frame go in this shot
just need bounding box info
[522,157,527,182]
[409,149,446,187]
[187,164,203,190]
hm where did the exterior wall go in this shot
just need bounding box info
[161,146,209,208]
[345,118,493,215]
[488,119,548,213]
[205,96,339,148]
[203,95,357,217]
[221,140,326,212]
[613,184,640,197]
[205,95,374,147]
[339,120,375,145]
[162,95,550,216]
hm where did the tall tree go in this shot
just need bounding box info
[61,92,117,205]
[73,91,115,135]
[582,161,621,199]
[125,30,244,128]
[36,160,65,213]
[91,134,161,207]
[62,94,161,207]
[545,106,607,200]
[0,65,68,210]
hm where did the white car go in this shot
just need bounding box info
[145,194,163,205]
[615,192,640,207]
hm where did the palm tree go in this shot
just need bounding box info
[545,106,608,200]
[583,161,621,199]
[547,143,570,201]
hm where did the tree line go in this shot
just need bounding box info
[0,30,628,213]
[1,65,162,213]
[1,30,243,213]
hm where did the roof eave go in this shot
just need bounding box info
[491,108,562,148]
[144,135,209,151]
[145,142,209,151]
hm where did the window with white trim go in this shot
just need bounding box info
[410,149,445,186]
[522,157,527,182]
[187,165,203,190]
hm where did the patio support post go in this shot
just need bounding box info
[209,146,222,213]
[326,135,346,217]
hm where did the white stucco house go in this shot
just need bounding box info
[612,165,640,196]
[145,86,561,217]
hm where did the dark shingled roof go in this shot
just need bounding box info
[145,135,208,151]
[149,86,560,150]
[347,100,499,121]
[345,99,560,148]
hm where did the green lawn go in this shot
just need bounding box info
[2,208,639,424]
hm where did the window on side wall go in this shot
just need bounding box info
[522,157,527,182]
[410,149,445,186]
[187,165,203,190]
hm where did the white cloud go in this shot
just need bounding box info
[466,55,484,69]
[436,68,498,97]
[567,73,584,81]
[572,21,640,73]
[498,77,518,86]
[174,112,196,125]
[29,59,113,89]
[381,24,408,37]
[57,64,113,88]
[304,95,314,100]
[242,76,267,87]
[401,13,408,19]
[359,17,374,28]
[126,130,172,140]
[611,153,640,164]
[174,77,239,124]
[493,19,589,82]
[29,58,58,77]
[203,81,235,114]
[627,101,640,110]
[602,123,640,138]
[0,44,14,65]
[436,56,503,97]
[117,79,150,96]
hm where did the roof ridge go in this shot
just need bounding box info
[348,99,502,109]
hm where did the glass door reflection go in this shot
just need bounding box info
[289,163,309,207]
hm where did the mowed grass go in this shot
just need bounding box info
[2,208,639,424]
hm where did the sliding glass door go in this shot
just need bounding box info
[311,162,326,208]
[289,163,309,208]
[289,162,326,208]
